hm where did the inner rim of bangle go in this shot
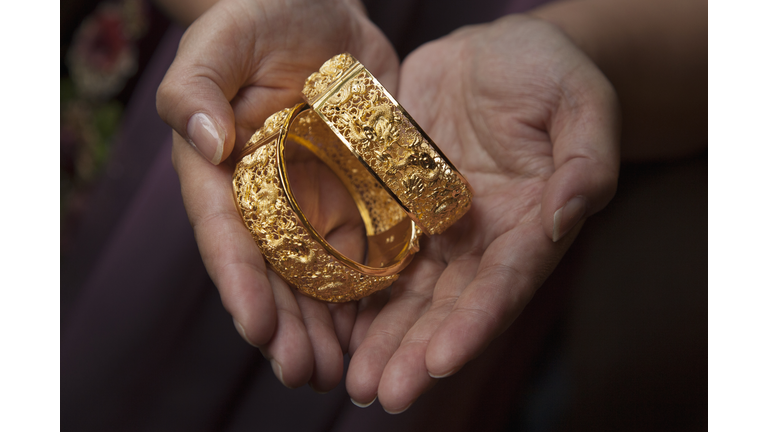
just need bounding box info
[279,106,416,273]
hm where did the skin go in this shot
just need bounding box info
[157,0,400,392]
[345,15,620,412]
[156,0,704,414]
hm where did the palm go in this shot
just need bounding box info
[346,16,620,412]
[169,0,399,151]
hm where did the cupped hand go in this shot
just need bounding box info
[345,15,621,412]
[156,0,399,392]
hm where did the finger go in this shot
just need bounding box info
[424,222,572,378]
[348,289,389,356]
[328,302,358,354]
[260,271,315,389]
[156,10,253,165]
[172,132,277,346]
[294,293,344,393]
[376,254,480,413]
[230,85,303,150]
[541,68,621,241]
[346,257,444,406]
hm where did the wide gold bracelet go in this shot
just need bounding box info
[303,54,472,236]
[233,54,472,302]
[233,103,421,302]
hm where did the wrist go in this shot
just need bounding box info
[527,1,608,70]
[528,0,707,161]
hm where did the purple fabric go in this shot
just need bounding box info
[61,25,187,319]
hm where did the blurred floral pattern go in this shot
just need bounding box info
[61,0,149,251]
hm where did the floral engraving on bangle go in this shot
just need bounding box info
[307,61,472,235]
[233,136,399,302]
[303,53,357,104]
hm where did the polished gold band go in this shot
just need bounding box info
[303,53,473,236]
[233,103,421,302]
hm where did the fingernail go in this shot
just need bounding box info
[233,318,256,347]
[428,367,459,379]
[270,359,289,388]
[187,112,225,164]
[383,401,413,415]
[351,396,377,408]
[553,195,588,242]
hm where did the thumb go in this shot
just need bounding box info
[541,79,621,242]
[156,24,244,165]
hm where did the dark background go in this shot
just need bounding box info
[61,1,707,430]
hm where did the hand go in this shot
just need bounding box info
[156,0,399,392]
[345,15,620,412]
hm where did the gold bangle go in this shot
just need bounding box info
[233,53,472,302]
[303,53,473,236]
[233,103,421,302]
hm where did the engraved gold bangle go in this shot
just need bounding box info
[303,53,473,236]
[233,103,421,302]
[233,53,472,302]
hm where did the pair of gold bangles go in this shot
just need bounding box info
[232,54,472,302]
